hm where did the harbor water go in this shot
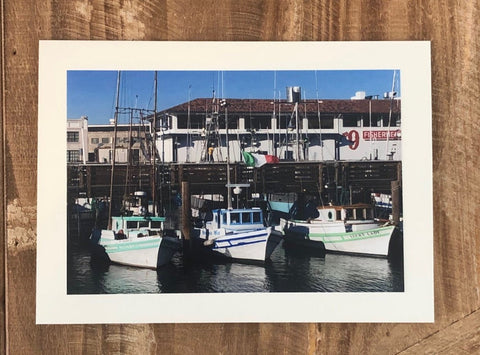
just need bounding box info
[67,240,404,294]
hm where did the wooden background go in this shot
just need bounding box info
[2,0,479,353]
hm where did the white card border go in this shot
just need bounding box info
[37,41,433,324]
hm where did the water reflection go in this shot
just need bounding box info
[67,241,404,294]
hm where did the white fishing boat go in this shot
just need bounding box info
[191,97,282,263]
[90,71,181,269]
[280,203,399,257]
[91,215,180,269]
[196,207,282,262]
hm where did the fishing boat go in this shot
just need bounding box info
[280,203,400,258]
[89,71,181,269]
[90,214,181,269]
[191,96,282,263]
[195,207,282,262]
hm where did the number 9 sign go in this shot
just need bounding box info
[343,130,360,150]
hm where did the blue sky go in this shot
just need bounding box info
[67,70,400,125]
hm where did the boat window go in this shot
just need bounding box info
[345,209,352,219]
[151,221,162,229]
[139,221,149,228]
[242,212,251,223]
[230,213,240,224]
[126,221,137,229]
[336,210,342,220]
[252,212,261,223]
[222,213,227,225]
[355,208,364,220]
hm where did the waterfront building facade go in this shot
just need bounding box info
[153,97,401,163]
[68,96,401,165]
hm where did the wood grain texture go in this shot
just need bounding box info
[3,0,480,353]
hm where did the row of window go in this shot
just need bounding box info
[91,137,110,144]
[66,132,112,144]
[222,211,262,225]
[175,113,400,130]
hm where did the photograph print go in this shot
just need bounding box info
[38,41,433,323]
[66,68,404,294]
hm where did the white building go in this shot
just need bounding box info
[152,97,401,163]
[67,116,89,164]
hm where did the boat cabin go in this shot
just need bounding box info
[318,204,374,222]
[207,208,264,231]
[111,215,165,239]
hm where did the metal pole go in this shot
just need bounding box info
[226,105,232,209]
[152,71,158,216]
[295,102,300,161]
[108,71,121,229]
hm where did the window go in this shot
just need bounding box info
[242,212,251,223]
[101,137,110,144]
[362,115,381,127]
[321,116,334,129]
[132,149,140,163]
[91,137,99,144]
[342,115,359,127]
[252,212,261,223]
[67,131,79,142]
[230,213,240,224]
[151,221,162,229]
[67,150,80,162]
[127,221,137,229]
[382,113,401,127]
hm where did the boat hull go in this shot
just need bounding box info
[96,231,181,269]
[282,219,396,257]
[198,227,282,263]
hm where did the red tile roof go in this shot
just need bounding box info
[161,98,401,115]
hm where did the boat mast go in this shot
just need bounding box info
[124,108,134,203]
[295,101,299,161]
[152,71,158,216]
[186,84,191,162]
[221,98,232,209]
[108,71,121,229]
[385,70,396,159]
[315,70,323,161]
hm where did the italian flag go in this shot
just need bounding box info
[242,151,280,167]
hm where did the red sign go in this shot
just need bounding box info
[343,130,360,150]
[363,130,401,140]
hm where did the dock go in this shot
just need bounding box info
[68,160,401,206]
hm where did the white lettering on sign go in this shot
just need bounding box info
[363,130,401,140]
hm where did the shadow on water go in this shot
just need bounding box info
[68,238,404,294]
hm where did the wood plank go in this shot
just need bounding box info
[3,0,480,354]
[0,0,5,352]
[399,310,480,354]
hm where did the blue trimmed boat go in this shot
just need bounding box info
[196,208,282,262]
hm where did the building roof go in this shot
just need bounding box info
[161,98,401,115]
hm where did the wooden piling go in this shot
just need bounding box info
[181,181,191,240]
[391,180,401,225]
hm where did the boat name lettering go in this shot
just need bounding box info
[344,230,381,240]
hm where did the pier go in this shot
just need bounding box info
[68,160,401,206]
